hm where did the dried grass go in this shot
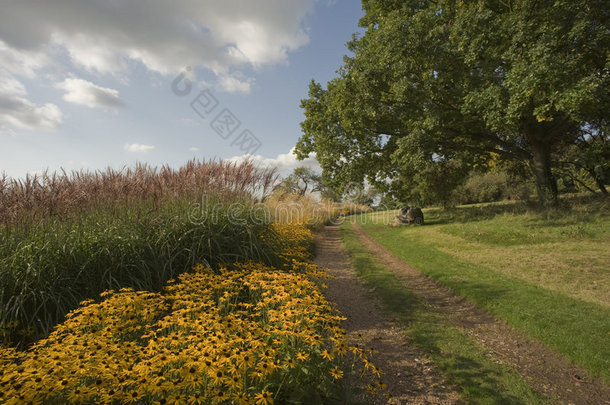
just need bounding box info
[265,191,373,227]
[0,159,278,225]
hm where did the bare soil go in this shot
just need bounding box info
[349,221,610,405]
[315,225,461,404]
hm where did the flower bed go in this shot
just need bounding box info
[0,225,382,404]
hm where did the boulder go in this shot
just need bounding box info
[394,206,424,225]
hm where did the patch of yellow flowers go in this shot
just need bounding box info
[0,224,383,404]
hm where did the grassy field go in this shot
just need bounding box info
[355,198,610,382]
[340,221,545,404]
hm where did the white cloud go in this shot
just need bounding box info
[0,1,316,82]
[57,77,122,108]
[227,147,319,176]
[189,146,200,152]
[0,70,63,133]
[218,74,253,94]
[0,41,52,78]
[124,143,155,152]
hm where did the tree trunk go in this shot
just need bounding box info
[528,138,558,205]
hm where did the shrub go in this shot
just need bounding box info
[452,171,535,205]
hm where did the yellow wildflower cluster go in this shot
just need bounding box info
[0,225,382,404]
[263,224,315,268]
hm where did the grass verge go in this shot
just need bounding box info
[340,220,545,404]
[356,205,610,382]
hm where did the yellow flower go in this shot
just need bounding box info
[148,377,167,395]
[124,389,145,403]
[100,290,114,298]
[254,390,274,405]
[334,341,347,356]
[227,374,243,390]
[371,365,382,378]
[330,367,343,380]
[183,376,205,390]
[250,369,264,380]
[208,368,225,386]
[166,394,187,405]
[67,387,90,402]
[321,349,334,360]
[234,392,252,405]
[187,393,206,405]
[213,389,229,402]
[180,363,200,380]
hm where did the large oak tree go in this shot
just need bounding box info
[295,0,609,204]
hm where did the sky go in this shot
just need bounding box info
[0,0,365,180]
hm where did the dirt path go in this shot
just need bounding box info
[314,225,461,404]
[350,221,610,405]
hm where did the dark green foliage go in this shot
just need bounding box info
[555,131,610,195]
[296,0,610,206]
[452,171,535,205]
[458,172,506,204]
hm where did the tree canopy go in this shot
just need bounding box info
[295,0,609,205]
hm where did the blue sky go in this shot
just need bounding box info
[0,0,365,179]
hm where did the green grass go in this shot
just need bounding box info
[355,199,610,382]
[340,220,545,404]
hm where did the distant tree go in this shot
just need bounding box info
[275,167,325,196]
[296,0,610,205]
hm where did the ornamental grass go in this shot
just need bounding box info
[0,161,280,347]
[0,159,277,225]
